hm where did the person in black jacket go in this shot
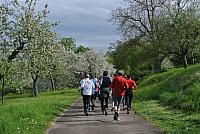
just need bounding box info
[100,71,111,115]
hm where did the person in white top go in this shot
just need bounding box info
[80,74,95,116]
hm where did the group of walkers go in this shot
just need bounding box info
[79,70,136,121]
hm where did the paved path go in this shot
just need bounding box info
[46,98,163,134]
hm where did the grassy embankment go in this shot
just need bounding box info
[133,64,200,134]
[0,89,80,134]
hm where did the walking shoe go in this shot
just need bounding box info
[105,111,108,116]
[113,115,117,120]
[116,117,120,121]
[113,112,118,120]
[85,112,89,116]
[127,108,130,114]
[123,106,127,111]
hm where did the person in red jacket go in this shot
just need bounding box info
[111,70,128,121]
[125,75,137,114]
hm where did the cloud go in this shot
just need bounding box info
[37,0,121,50]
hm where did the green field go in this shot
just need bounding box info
[0,89,80,134]
[133,100,200,134]
[133,64,200,134]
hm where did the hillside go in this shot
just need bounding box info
[135,64,200,112]
[132,64,200,133]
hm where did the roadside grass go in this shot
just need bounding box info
[133,100,200,134]
[0,89,80,134]
[135,64,200,112]
[132,64,200,133]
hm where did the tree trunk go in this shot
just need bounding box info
[184,54,188,68]
[32,78,38,96]
[49,72,56,91]
[192,52,195,64]
[1,76,5,104]
[50,77,56,91]
[19,87,23,94]
[31,73,39,96]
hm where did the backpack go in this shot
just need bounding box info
[100,76,111,89]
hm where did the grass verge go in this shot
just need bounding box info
[132,100,200,134]
[0,89,80,134]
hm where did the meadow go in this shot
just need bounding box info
[0,89,80,134]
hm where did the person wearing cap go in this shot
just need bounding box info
[111,70,128,121]
[80,74,95,116]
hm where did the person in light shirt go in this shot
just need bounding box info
[80,74,95,116]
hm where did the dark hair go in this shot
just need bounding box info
[85,74,90,78]
[127,75,131,79]
[103,71,108,76]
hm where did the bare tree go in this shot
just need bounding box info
[111,0,168,71]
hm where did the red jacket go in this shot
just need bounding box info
[126,79,137,92]
[111,76,128,96]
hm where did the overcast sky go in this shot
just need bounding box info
[37,0,122,50]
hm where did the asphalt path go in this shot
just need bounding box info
[46,98,163,134]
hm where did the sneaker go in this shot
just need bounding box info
[113,115,117,120]
[116,117,120,121]
[113,112,118,120]
[127,107,130,114]
[105,111,108,116]
[85,112,89,116]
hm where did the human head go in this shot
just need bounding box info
[85,74,90,78]
[127,75,131,79]
[117,70,124,76]
[79,72,85,79]
[103,71,108,76]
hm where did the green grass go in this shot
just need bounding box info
[133,100,200,134]
[0,89,80,134]
[132,64,200,133]
[135,64,200,112]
